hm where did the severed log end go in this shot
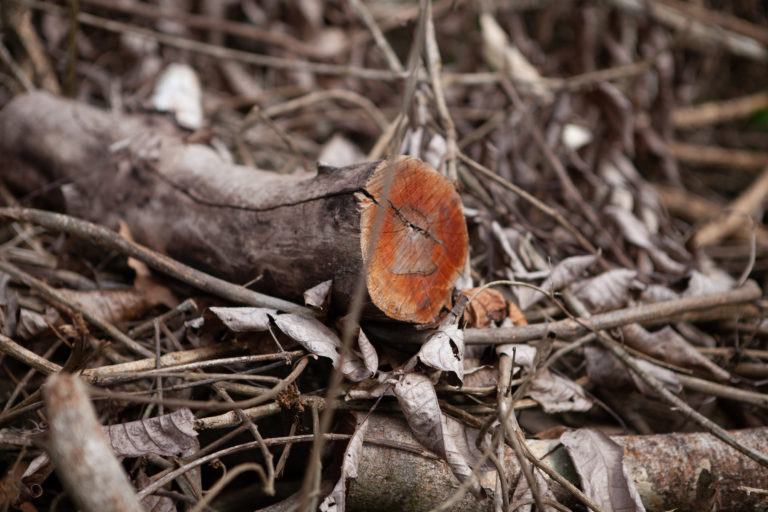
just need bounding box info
[360,157,468,324]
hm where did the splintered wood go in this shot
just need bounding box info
[360,157,467,324]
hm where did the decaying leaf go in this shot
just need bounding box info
[605,206,686,275]
[104,407,197,457]
[462,287,507,328]
[58,288,153,325]
[209,307,371,379]
[394,373,481,496]
[137,470,176,512]
[208,306,275,332]
[585,345,682,396]
[527,372,593,413]
[18,409,198,504]
[418,324,465,384]
[561,428,646,512]
[304,280,333,309]
[357,329,378,376]
[620,324,730,381]
[510,466,560,512]
[479,13,550,98]
[517,253,600,310]
[683,269,734,298]
[498,344,591,412]
[572,269,637,312]
[320,414,369,512]
[273,313,342,365]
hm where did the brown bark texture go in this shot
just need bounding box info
[0,92,467,324]
[349,414,768,512]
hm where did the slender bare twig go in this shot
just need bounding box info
[423,0,458,182]
[463,280,761,344]
[28,0,403,82]
[348,0,403,74]
[0,207,310,315]
[0,333,62,375]
[136,433,351,500]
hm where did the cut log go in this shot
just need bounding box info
[0,92,467,324]
[349,414,768,512]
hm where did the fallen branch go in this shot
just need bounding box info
[0,92,468,325]
[349,414,768,511]
[42,373,143,512]
[461,280,761,345]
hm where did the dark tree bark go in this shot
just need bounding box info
[0,92,468,324]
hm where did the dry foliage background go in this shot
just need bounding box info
[1,0,768,511]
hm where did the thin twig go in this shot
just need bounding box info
[0,207,310,315]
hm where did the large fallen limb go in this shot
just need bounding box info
[0,92,468,324]
[349,414,768,512]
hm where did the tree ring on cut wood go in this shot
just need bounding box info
[360,156,468,324]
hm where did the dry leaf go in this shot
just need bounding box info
[683,269,734,298]
[462,287,507,328]
[357,330,378,376]
[320,414,369,512]
[18,409,197,504]
[510,467,560,512]
[527,371,592,413]
[303,280,332,309]
[394,373,480,496]
[572,269,637,312]
[560,428,646,512]
[517,254,600,310]
[58,288,152,325]
[104,408,197,457]
[274,313,341,366]
[151,63,203,130]
[620,324,730,381]
[585,345,682,396]
[417,324,465,384]
[208,306,275,332]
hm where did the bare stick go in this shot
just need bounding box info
[693,165,768,247]
[0,208,310,315]
[463,280,761,344]
[43,373,143,512]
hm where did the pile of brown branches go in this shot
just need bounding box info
[1,1,768,511]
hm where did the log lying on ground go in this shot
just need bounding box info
[0,92,467,324]
[349,414,768,512]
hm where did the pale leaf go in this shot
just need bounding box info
[517,254,600,310]
[357,330,378,375]
[510,467,560,512]
[394,373,481,496]
[303,280,333,309]
[561,428,645,512]
[585,345,682,396]
[572,269,637,312]
[528,371,592,413]
[320,414,369,512]
[208,307,275,332]
[417,324,464,384]
[621,324,730,381]
[274,313,341,365]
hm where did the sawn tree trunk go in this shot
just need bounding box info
[0,92,468,324]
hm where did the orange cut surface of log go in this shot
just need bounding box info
[360,156,468,324]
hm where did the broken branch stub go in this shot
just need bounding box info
[0,92,467,325]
